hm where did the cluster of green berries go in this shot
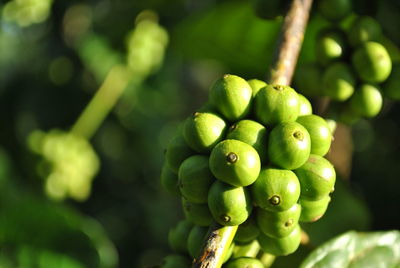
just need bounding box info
[28,130,100,202]
[294,3,396,124]
[160,74,336,267]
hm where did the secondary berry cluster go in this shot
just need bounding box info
[294,0,397,124]
[160,74,335,267]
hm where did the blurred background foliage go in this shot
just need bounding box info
[0,0,399,267]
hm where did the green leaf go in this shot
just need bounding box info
[300,230,400,268]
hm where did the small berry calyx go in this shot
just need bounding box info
[226,152,238,164]
[269,195,281,206]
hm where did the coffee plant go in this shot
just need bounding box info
[0,0,399,268]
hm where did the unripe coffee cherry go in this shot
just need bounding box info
[183,112,226,153]
[208,180,253,226]
[258,224,302,256]
[322,62,356,101]
[349,84,383,118]
[251,168,300,212]
[352,41,391,83]
[210,74,252,122]
[256,203,301,238]
[255,85,299,125]
[297,115,332,156]
[268,122,311,170]
[294,154,336,200]
[210,139,261,187]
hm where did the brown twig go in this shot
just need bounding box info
[269,0,313,86]
[193,1,313,267]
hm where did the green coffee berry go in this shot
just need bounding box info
[316,28,347,66]
[258,224,302,256]
[348,16,382,47]
[349,84,383,118]
[226,120,268,163]
[318,0,352,21]
[232,240,260,258]
[299,195,331,222]
[183,112,226,153]
[168,219,193,253]
[209,139,261,187]
[294,63,321,97]
[160,163,180,195]
[234,214,260,244]
[187,225,208,258]
[294,154,336,200]
[256,203,301,238]
[165,133,194,173]
[208,180,252,226]
[178,155,215,204]
[209,74,252,122]
[297,114,332,156]
[182,198,213,226]
[352,41,392,83]
[383,63,400,100]
[247,79,267,97]
[254,84,299,126]
[251,168,300,212]
[298,94,313,116]
[161,254,191,268]
[268,122,311,170]
[322,62,356,101]
[224,257,264,268]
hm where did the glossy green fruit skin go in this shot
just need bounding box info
[318,0,352,21]
[251,168,300,212]
[160,163,180,195]
[258,224,302,256]
[298,94,313,116]
[383,64,400,100]
[183,112,226,153]
[294,154,336,200]
[165,134,194,173]
[297,115,332,156]
[299,195,331,222]
[268,122,311,170]
[348,16,381,47]
[322,62,356,101]
[247,79,267,97]
[350,84,383,118]
[182,198,213,226]
[187,225,208,258]
[316,28,347,66]
[161,254,191,268]
[224,257,264,268]
[294,63,321,97]
[232,240,260,258]
[257,204,301,238]
[209,74,252,122]
[255,85,299,126]
[226,120,268,163]
[209,139,261,187]
[168,220,193,253]
[208,181,252,226]
[178,155,215,204]
[352,41,392,83]
[234,214,260,244]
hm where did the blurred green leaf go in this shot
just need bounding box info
[0,191,118,268]
[300,230,400,268]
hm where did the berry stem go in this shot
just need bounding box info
[192,223,238,268]
[193,1,313,267]
[70,65,130,139]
